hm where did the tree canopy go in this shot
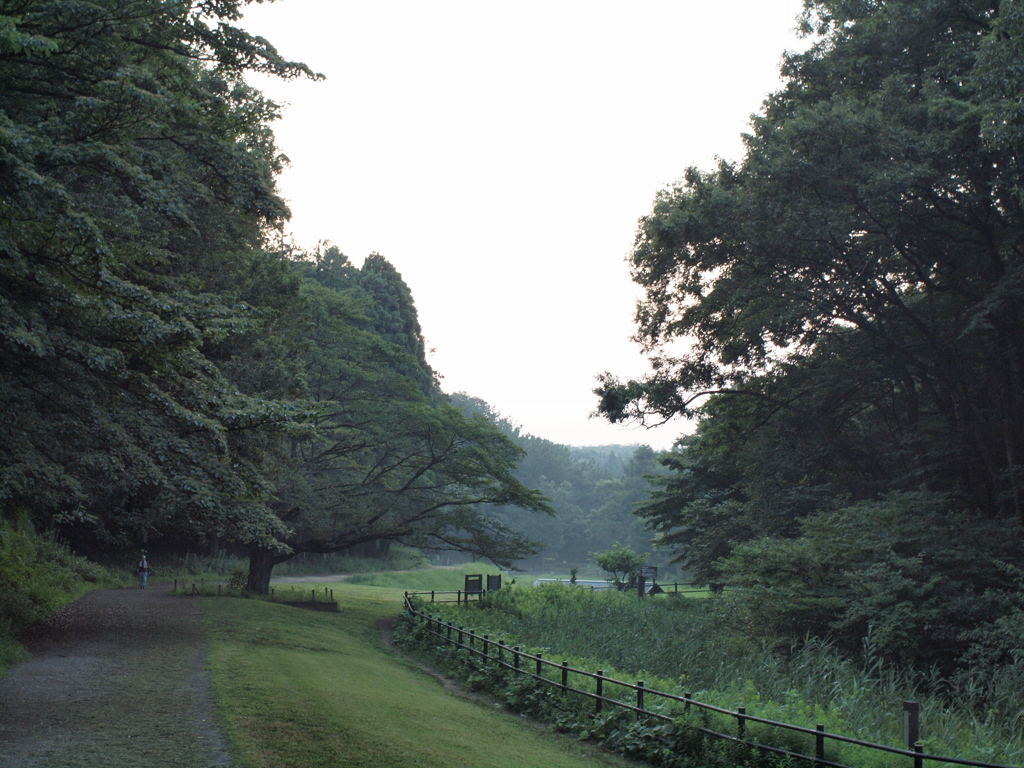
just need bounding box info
[0,1,553,590]
[0,0,317,547]
[597,0,1024,666]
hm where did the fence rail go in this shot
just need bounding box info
[402,588,488,605]
[403,593,1019,768]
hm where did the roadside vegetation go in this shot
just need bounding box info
[398,584,1024,767]
[0,522,125,676]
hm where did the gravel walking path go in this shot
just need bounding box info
[0,586,232,768]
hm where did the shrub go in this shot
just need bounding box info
[0,521,121,675]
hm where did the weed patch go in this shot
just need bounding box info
[399,586,1024,766]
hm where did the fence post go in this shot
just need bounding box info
[431,590,435,603]
[536,652,543,677]
[815,724,825,764]
[513,646,520,670]
[483,635,489,662]
[903,701,920,749]
[914,742,924,768]
[737,706,746,740]
[684,692,691,711]
[596,672,604,714]
[457,589,462,605]
[561,661,569,695]
[637,681,645,716]
[497,640,504,666]
[458,626,464,647]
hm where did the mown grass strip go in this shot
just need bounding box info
[343,563,505,591]
[200,582,641,768]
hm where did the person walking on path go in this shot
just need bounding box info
[137,553,149,589]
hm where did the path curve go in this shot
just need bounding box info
[0,585,232,768]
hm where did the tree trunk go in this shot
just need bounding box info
[246,545,293,595]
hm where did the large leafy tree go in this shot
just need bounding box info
[244,271,552,593]
[0,0,317,548]
[597,0,1024,661]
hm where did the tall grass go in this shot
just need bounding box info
[0,521,125,676]
[413,584,1024,766]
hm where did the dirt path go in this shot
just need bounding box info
[0,585,232,768]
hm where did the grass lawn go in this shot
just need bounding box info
[201,580,642,768]
[342,563,506,591]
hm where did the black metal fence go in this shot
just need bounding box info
[403,593,1020,768]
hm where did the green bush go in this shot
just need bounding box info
[0,521,122,675]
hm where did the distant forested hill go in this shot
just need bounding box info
[448,394,672,575]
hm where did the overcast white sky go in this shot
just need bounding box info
[241,0,808,451]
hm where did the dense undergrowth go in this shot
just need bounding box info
[396,585,1024,767]
[0,521,125,676]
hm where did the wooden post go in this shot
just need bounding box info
[457,589,462,605]
[914,743,924,768]
[430,590,435,603]
[903,701,920,748]
[685,692,692,710]
[596,672,604,714]
[561,661,568,695]
[815,724,825,764]
[637,681,645,715]
[737,706,746,739]
[513,646,520,670]
[536,652,543,677]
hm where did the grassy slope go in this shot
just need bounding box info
[202,580,640,768]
